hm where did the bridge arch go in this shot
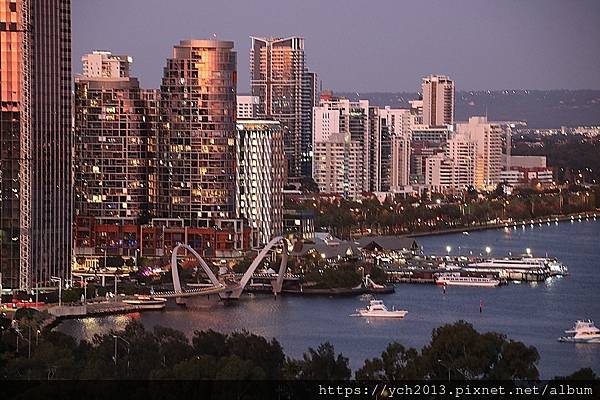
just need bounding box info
[171,243,224,304]
[224,236,291,299]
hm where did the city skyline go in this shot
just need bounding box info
[72,0,600,92]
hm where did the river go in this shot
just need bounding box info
[56,219,600,378]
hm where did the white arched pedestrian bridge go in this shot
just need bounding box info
[166,236,290,304]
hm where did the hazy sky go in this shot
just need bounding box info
[72,0,600,92]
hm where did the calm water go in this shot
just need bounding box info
[56,219,600,378]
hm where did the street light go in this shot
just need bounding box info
[113,335,131,375]
[485,246,491,257]
[445,245,452,255]
[50,276,63,307]
[526,248,532,256]
[437,359,451,381]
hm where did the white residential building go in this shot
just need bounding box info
[235,120,285,247]
[422,74,455,127]
[456,116,503,190]
[236,95,259,119]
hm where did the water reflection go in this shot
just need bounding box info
[55,220,600,378]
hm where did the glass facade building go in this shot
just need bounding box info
[158,40,237,225]
[74,52,158,223]
[0,0,72,290]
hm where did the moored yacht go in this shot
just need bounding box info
[558,320,600,343]
[435,273,500,287]
[467,256,568,276]
[353,299,407,318]
[123,295,167,310]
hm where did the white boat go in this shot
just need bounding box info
[353,299,407,318]
[435,273,500,287]
[123,295,167,310]
[467,256,568,276]
[558,320,600,343]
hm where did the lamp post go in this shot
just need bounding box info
[134,249,140,271]
[526,248,532,256]
[485,246,491,257]
[113,335,131,375]
[50,276,62,307]
[437,359,451,381]
[445,245,452,256]
[114,275,118,298]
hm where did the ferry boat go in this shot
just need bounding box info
[558,320,600,343]
[466,256,568,276]
[353,299,408,318]
[123,295,167,310]
[435,273,500,287]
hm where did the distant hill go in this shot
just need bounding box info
[336,90,600,128]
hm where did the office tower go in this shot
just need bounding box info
[74,51,158,223]
[377,107,412,192]
[250,36,316,180]
[422,74,455,127]
[456,116,503,190]
[236,95,259,119]
[0,0,72,290]
[235,120,284,247]
[158,40,237,225]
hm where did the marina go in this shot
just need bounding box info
[55,219,600,379]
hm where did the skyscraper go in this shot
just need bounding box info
[74,51,158,223]
[158,40,237,225]
[250,36,316,180]
[422,74,455,127]
[425,133,475,193]
[377,107,412,192]
[456,116,503,190]
[235,120,284,247]
[312,95,369,199]
[0,0,72,290]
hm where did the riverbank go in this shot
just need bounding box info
[246,285,395,296]
[407,211,598,238]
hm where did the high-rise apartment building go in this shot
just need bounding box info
[377,107,412,192]
[312,96,371,199]
[157,40,237,225]
[236,95,259,119]
[250,36,316,180]
[422,74,455,127]
[235,120,284,247]
[456,116,503,190]
[410,125,452,184]
[425,133,475,193]
[81,51,131,78]
[74,52,158,224]
[0,0,72,290]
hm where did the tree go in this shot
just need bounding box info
[420,321,539,380]
[356,342,421,380]
[555,367,598,381]
[286,342,351,380]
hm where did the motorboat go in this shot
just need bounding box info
[436,273,500,287]
[353,299,407,318]
[123,295,167,310]
[558,320,600,343]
